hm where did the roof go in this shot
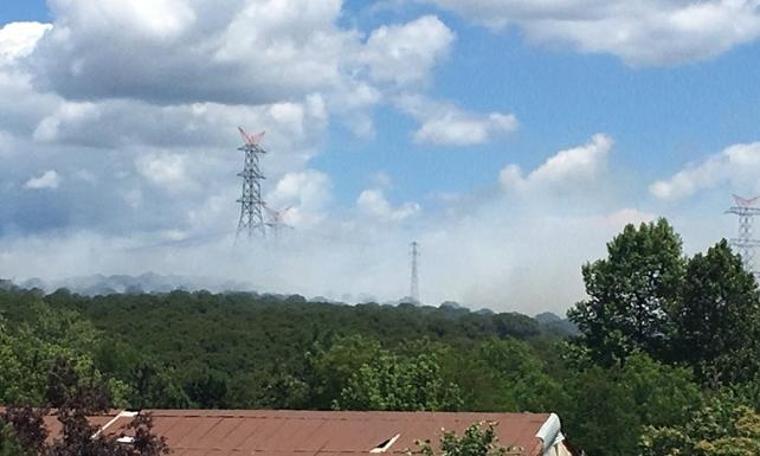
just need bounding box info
[42,409,557,456]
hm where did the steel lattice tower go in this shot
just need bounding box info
[410,241,420,304]
[236,127,267,241]
[726,194,760,276]
[264,205,294,240]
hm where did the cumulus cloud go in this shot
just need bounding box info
[135,152,191,192]
[499,133,613,192]
[397,94,518,146]
[0,23,60,137]
[24,170,61,190]
[359,15,455,86]
[30,0,345,104]
[0,22,52,62]
[357,189,420,222]
[650,141,760,201]
[266,170,333,227]
[426,0,760,66]
[25,1,455,105]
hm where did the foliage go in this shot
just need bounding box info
[334,350,462,411]
[458,339,563,413]
[409,422,511,456]
[304,335,382,409]
[558,352,701,455]
[640,395,760,455]
[0,406,46,456]
[25,288,552,411]
[568,218,685,365]
[673,239,760,386]
[0,359,169,456]
[0,297,126,407]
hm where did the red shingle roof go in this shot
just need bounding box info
[90,410,551,456]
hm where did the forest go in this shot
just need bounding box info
[3,218,760,455]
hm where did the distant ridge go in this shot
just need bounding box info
[15,272,254,296]
[535,311,579,336]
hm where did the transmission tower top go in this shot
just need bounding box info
[726,194,760,277]
[264,204,294,239]
[410,241,420,305]
[235,127,268,241]
[238,127,265,147]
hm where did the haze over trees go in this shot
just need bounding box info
[2,219,760,454]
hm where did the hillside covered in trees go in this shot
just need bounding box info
[4,219,760,454]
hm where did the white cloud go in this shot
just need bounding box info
[650,141,760,201]
[426,0,760,66]
[0,22,52,63]
[359,15,455,86]
[0,22,60,137]
[266,170,333,227]
[56,0,197,40]
[397,94,518,146]
[27,1,454,107]
[33,101,100,143]
[24,170,61,190]
[499,133,613,192]
[593,207,657,229]
[135,152,190,192]
[357,189,420,222]
[30,0,347,104]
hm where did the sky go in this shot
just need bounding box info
[2,0,760,313]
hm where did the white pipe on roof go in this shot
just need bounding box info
[370,433,401,453]
[91,410,138,439]
[535,413,565,456]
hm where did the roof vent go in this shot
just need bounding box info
[370,433,401,453]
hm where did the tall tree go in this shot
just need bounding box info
[568,218,685,365]
[673,239,760,386]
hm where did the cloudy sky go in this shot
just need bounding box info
[2,0,760,313]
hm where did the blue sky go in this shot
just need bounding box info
[2,0,760,312]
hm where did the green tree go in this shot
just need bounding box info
[621,353,701,429]
[334,351,462,411]
[0,359,169,456]
[640,395,760,456]
[469,339,562,412]
[0,316,126,407]
[559,364,641,455]
[568,218,685,365]
[559,353,700,455]
[305,335,382,409]
[410,422,513,456]
[673,239,760,386]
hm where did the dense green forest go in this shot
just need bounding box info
[4,218,760,454]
